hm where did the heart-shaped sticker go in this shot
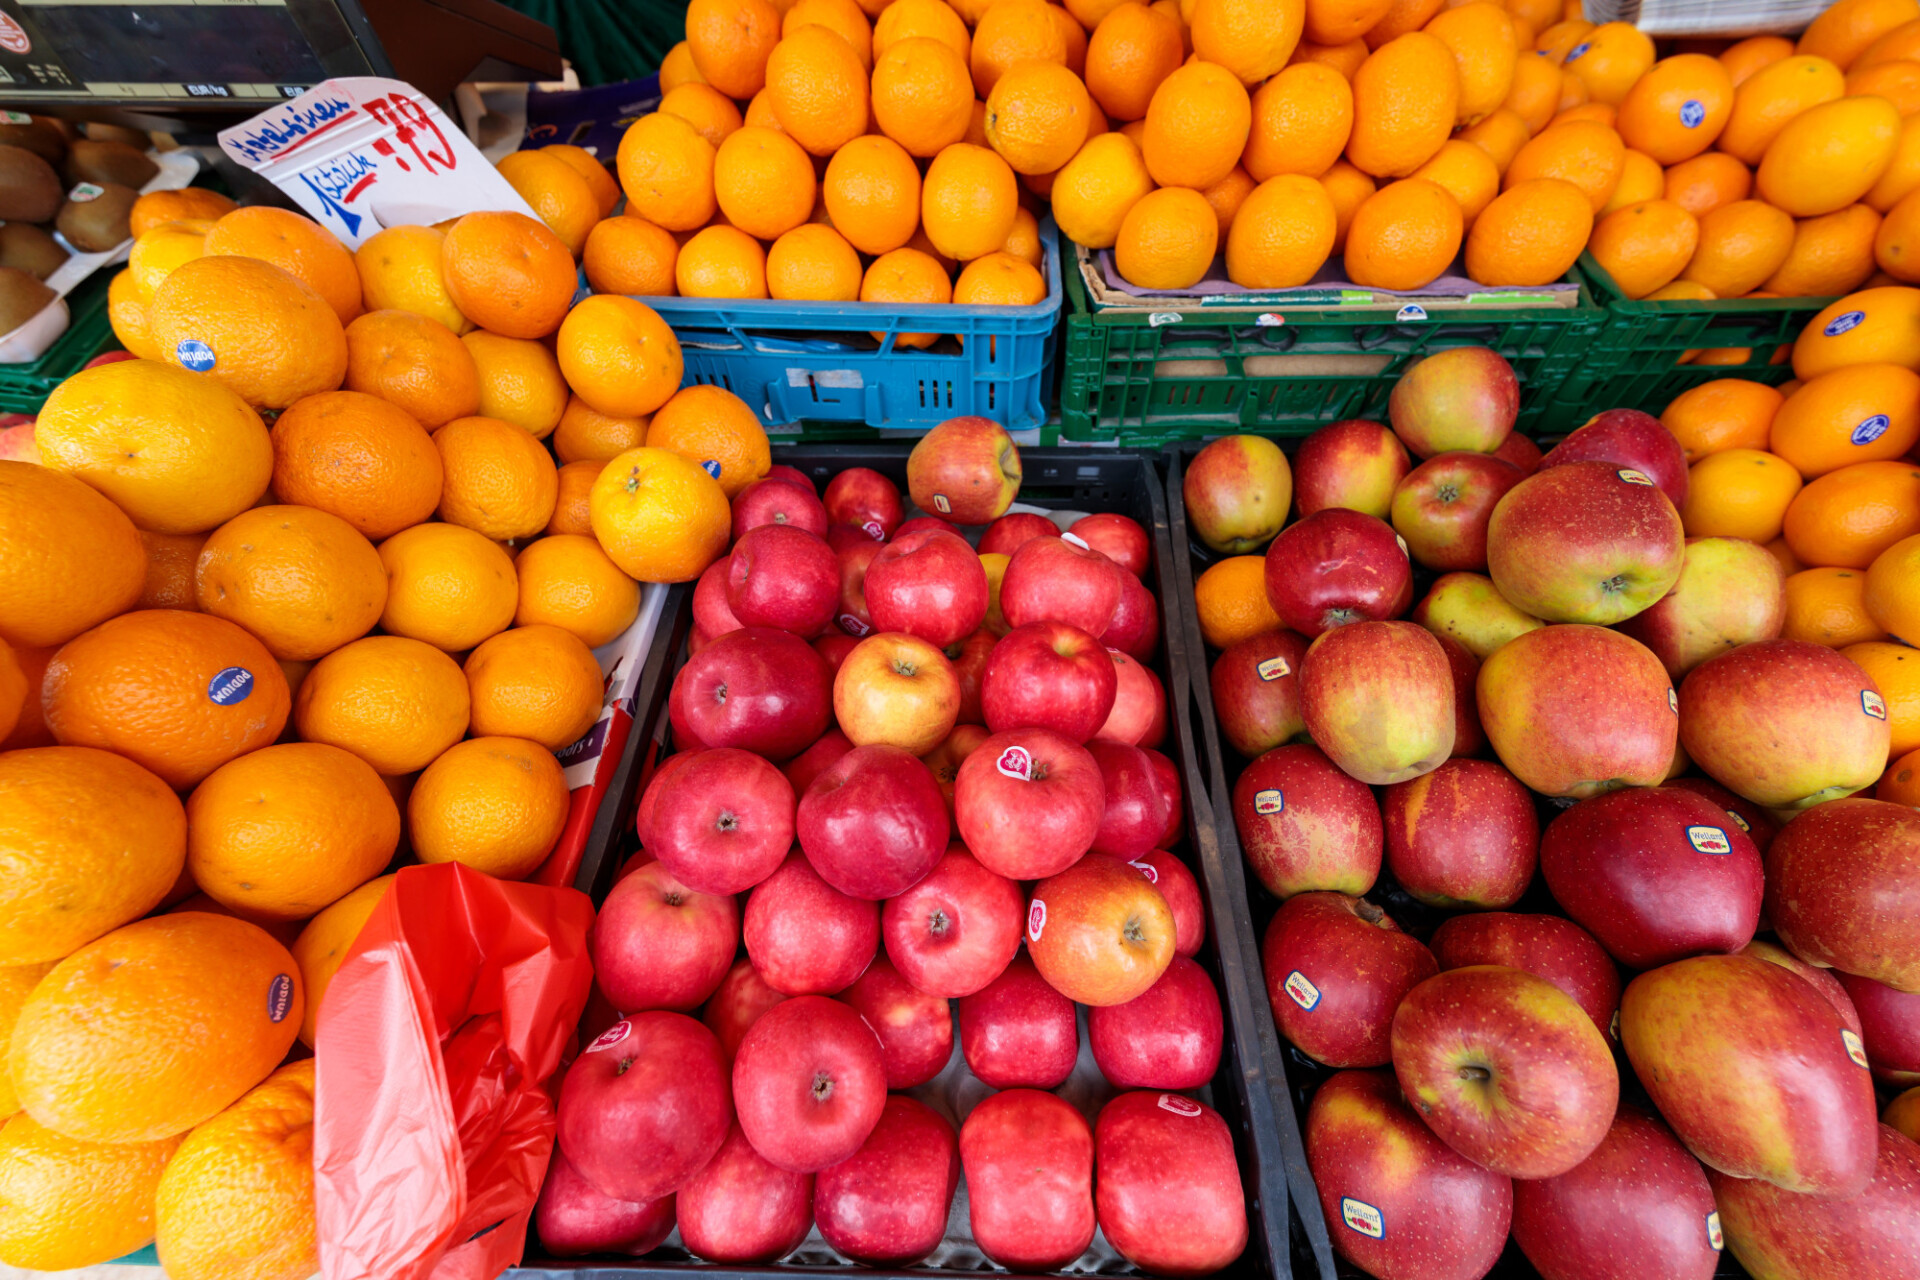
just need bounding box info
[997,744,1033,781]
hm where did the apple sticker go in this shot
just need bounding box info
[1156,1094,1203,1117]
[1616,469,1655,486]
[996,744,1033,781]
[1254,788,1284,815]
[1685,825,1731,855]
[586,1020,631,1053]
[1706,1212,1723,1251]
[1128,859,1159,884]
[1842,1028,1869,1068]
[1864,690,1888,721]
[1061,531,1090,550]
[1284,970,1321,1011]
[1027,898,1046,941]
[1256,655,1291,681]
[1340,1197,1384,1239]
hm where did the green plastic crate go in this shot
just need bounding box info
[0,270,118,416]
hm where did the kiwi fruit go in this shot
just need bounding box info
[0,223,68,279]
[0,145,62,223]
[0,265,55,336]
[0,116,66,166]
[56,181,137,252]
[63,139,157,190]
[82,122,150,149]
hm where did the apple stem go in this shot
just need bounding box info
[1354,900,1385,925]
[1123,917,1146,945]
[1458,1065,1492,1083]
[928,908,950,937]
[1601,575,1627,595]
[715,811,738,833]
[615,1057,633,1076]
[811,1072,834,1102]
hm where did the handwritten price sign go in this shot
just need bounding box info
[217,78,536,247]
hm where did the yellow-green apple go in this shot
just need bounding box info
[1765,797,1920,989]
[733,475,830,542]
[1087,739,1169,860]
[733,995,886,1172]
[1262,891,1438,1067]
[943,629,994,727]
[1000,535,1125,636]
[1294,418,1411,518]
[558,1011,732,1201]
[1411,571,1545,659]
[1390,451,1525,572]
[838,954,952,1087]
[833,631,959,755]
[979,551,1012,635]
[729,524,840,636]
[881,843,1022,997]
[954,727,1104,878]
[703,957,788,1066]
[1888,1089,1920,1141]
[1539,408,1689,508]
[864,529,989,647]
[813,1095,958,1267]
[1477,624,1676,797]
[785,728,854,796]
[1086,953,1223,1088]
[921,722,989,819]
[906,415,1022,524]
[1264,508,1414,638]
[1739,939,1863,1036]
[1305,1068,1513,1280]
[1383,758,1538,909]
[1436,634,1487,758]
[675,1122,815,1263]
[1494,431,1542,475]
[1183,434,1292,553]
[1095,1092,1248,1277]
[743,853,880,995]
[1836,972,1920,1085]
[1619,953,1879,1194]
[1487,461,1685,624]
[1390,966,1618,1178]
[592,859,740,1013]
[823,467,903,541]
[1679,639,1892,809]
[1429,913,1621,1042]
[960,1089,1095,1272]
[1387,346,1519,458]
[797,743,949,899]
[1211,629,1309,758]
[1094,649,1159,746]
[639,746,795,895]
[670,627,833,761]
[1510,1107,1721,1280]
[1070,512,1150,577]
[1102,573,1160,662]
[695,557,744,638]
[1300,620,1455,784]
[980,620,1116,741]
[1666,774,1783,854]
[1616,537,1786,678]
[1711,1126,1920,1280]
[979,511,1059,557]
[536,1147,677,1258]
[958,952,1078,1087]
[1232,743,1383,898]
[1027,852,1176,1006]
[1130,849,1203,957]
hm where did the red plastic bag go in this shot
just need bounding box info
[313,862,596,1280]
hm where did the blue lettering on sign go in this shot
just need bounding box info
[1825,310,1866,337]
[176,340,216,372]
[1680,100,1706,128]
[1852,414,1891,445]
[1565,41,1590,60]
[227,96,356,164]
[298,151,379,237]
[207,666,254,705]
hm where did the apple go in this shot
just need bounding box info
[1102,572,1161,663]
[960,1088,1097,1272]
[1232,742,1383,898]
[1665,774,1783,854]
[1836,972,1920,1084]
[905,415,1021,523]
[797,743,948,899]
[944,629,995,726]
[896,514,963,540]
[1382,758,1538,910]
[954,727,1105,879]
[0,420,40,466]
[1000,535,1125,636]
[1085,739,1169,861]
[535,1147,676,1258]
[823,467,903,541]
[921,722,990,818]
[838,953,953,1087]
[1390,451,1525,574]
[1144,747,1186,849]
[782,726,853,796]
[957,952,1078,1088]
[1711,1125,1920,1280]
[1129,849,1204,957]
[674,1122,814,1263]
[1264,508,1414,639]
[1387,346,1519,458]
[702,957,788,1065]
[1183,434,1293,554]
[832,632,959,756]
[733,994,887,1173]
[1028,852,1176,1006]
[1766,798,1920,989]
[1539,407,1689,510]
[638,747,795,895]
[1095,1091,1248,1277]
[980,511,1060,557]
[882,843,1023,997]
[814,1095,960,1267]
[980,551,1012,635]
[1435,634,1487,758]
[1495,431,1543,475]
[591,860,739,1014]
[1210,628,1309,758]
[1740,939,1863,1035]
[557,1011,732,1202]
[813,632,858,673]
[1300,620,1455,784]
[1087,954,1224,1088]
[766,464,815,493]
[1411,571,1545,659]
[1889,1090,1920,1142]
[1136,662,1170,749]
[742,852,880,995]
[1618,953,1879,1194]
[980,620,1117,741]
[1094,650,1159,746]
[833,538,881,639]
[728,524,839,637]
[1510,1106,1721,1280]
[1477,624,1676,798]
[694,558,744,639]
[1487,461,1685,624]
[1070,512,1150,577]
[1263,892,1438,1068]
[669,627,833,762]
[826,521,876,554]
[1293,418,1411,519]
[1429,913,1621,1042]
[732,476,830,542]
[1305,1068,1514,1280]
[1615,537,1785,678]
[864,529,989,647]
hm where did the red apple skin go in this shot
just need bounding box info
[838,954,954,1087]
[1739,939,1863,1036]
[535,1147,676,1258]
[694,557,743,639]
[1263,892,1438,1068]
[640,746,795,896]
[1086,739,1170,861]
[1765,798,1920,989]
[592,860,739,1014]
[1510,1106,1721,1280]
[733,994,888,1173]
[906,415,1022,523]
[979,511,1060,557]
[1494,430,1543,475]
[1095,1091,1249,1278]
[743,852,880,995]
[1436,634,1488,758]
[921,722,989,820]
[674,1122,814,1264]
[1391,451,1525,573]
[1430,913,1622,1043]
[944,629,995,726]
[1615,537,1786,679]
[797,743,948,899]
[1233,743,1383,898]
[957,952,1078,1088]
[688,621,713,655]
[1294,418,1411,519]
[1487,461,1685,625]
[1103,572,1161,664]
[702,957,788,1066]
[1000,535,1125,637]
[1210,628,1309,758]
[827,521,876,554]
[1836,972,1920,1085]
[1028,852,1177,1006]
[1070,512,1151,577]
[1301,620,1456,785]
[1665,774,1782,855]
[833,631,960,755]
[980,620,1117,742]
[1129,849,1204,957]
[1388,346,1520,459]
[669,627,833,762]
[1619,953,1880,1195]
[728,524,840,637]
[1540,408,1690,510]
[1391,966,1620,1179]
[1264,508,1414,639]
[813,632,858,674]
[895,515,961,540]
[833,539,881,639]
[1136,661,1169,749]
[1144,747,1186,849]
[954,727,1105,879]
[1305,1068,1514,1280]
[823,467,903,541]
[1711,1125,1920,1280]
[1094,649,1158,746]
[960,1088,1097,1273]
[766,463,816,494]
[882,844,1023,997]
[557,1011,732,1202]
[1384,758,1537,909]
[783,727,853,797]
[814,1095,960,1267]
[732,476,830,542]
[864,529,989,647]
[1087,954,1224,1088]
[1184,434,1293,554]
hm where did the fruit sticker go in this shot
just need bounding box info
[1341,1197,1385,1239]
[1610,1009,1620,1041]
[207,666,255,705]
[1825,310,1866,337]
[1566,41,1591,60]
[1128,859,1159,884]
[837,612,871,638]
[1864,690,1889,721]
[996,745,1033,781]
[1395,304,1427,322]
[1394,533,1410,559]
[1062,531,1090,550]
[1257,656,1292,681]
[267,974,294,1024]
[1686,825,1732,855]
[1679,100,1706,128]
[67,183,104,203]
[700,460,722,480]
[1254,788,1284,815]
[1157,1094,1203,1117]
[1284,970,1321,1011]
[1725,809,1751,832]
[860,520,885,541]
[1852,415,1891,446]
[176,339,218,372]
[931,494,951,514]
[1027,898,1046,942]
[0,112,26,125]
[586,1020,631,1053]
[1707,1212,1723,1251]
[1668,688,1679,714]
[1617,468,1655,486]
[1843,1028,1869,1068]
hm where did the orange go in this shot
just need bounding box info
[1189,0,1306,85]
[194,506,386,661]
[1856,15,1920,68]
[463,330,570,439]
[1869,116,1920,210]
[549,459,599,537]
[767,24,871,155]
[1784,459,1920,569]
[1304,0,1392,47]
[1321,159,1378,251]
[1847,57,1920,113]
[1550,101,1616,128]
[1114,187,1219,289]
[615,112,719,232]
[149,256,347,411]
[433,414,560,541]
[1600,147,1665,215]
[1794,286,1920,377]
[554,294,684,424]
[465,624,604,751]
[1344,177,1464,290]
[0,640,20,745]
[1348,33,1459,177]
[1661,151,1752,218]
[953,250,1048,312]
[1243,63,1353,181]
[583,215,679,297]
[971,0,1072,97]
[1459,107,1531,173]
[376,523,517,652]
[294,636,470,775]
[588,447,733,583]
[1361,0,1444,48]
[1198,165,1259,240]
[289,874,393,1047]
[515,534,643,647]
[678,225,770,300]
[1877,186,1920,281]
[660,83,747,149]
[1505,119,1626,212]
[1721,34,1795,85]
[0,746,184,966]
[342,308,482,431]
[153,1060,316,1280]
[861,248,952,348]
[0,1114,180,1270]
[128,187,236,240]
[985,60,1093,174]
[136,530,206,612]
[0,961,53,1114]
[0,462,146,649]
[767,223,863,301]
[825,136,922,254]
[1087,2,1185,121]
[1765,204,1883,296]
[1535,18,1593,61]
[661,38,709,91]
[1681,199,1795,297]
[1556,65,1590,113]
[553,395,648,465]
[1292,36,1371,78]
[872,37,975,157]
[1561,21,1654,105]
[1002,206,1046,266]
[1844,639,1920,756]
[1424,2,1519,125]
[1227,173,1337,286]
[1404,139,1499,227]
[495,149,599,258]
[1757,96,1903,217]
[744,89,783,132]
[1614,53,1732,164]
[128,220,212,304]
[542,144,623,217]
[1782,565,1889,645]
[202,206,362,328]
[106,269,162,362]
[1799,0,1920,68]
[35,358,272,535]
[1718,55,1846,164]
[686,0,784,97]
[1679,447,1804,542]
[922,142,1021,259]
[440,211,576,340]
[1588,199,1699,299]
[1,645,58,753]
[1769,363,1920,476]
[1051,133,1157,248]
[646,385,773,498]
[186,743,397,923]
[44,610,289,789]
[1194,555,1283,648]
[353,225,471,336]
[1865,531,1920,639]
[874,0,971,62]
[408,737,569,880]
[1660,378,1783,460]
[1881,744,1920,801]
[1501,49,1563,133]
[1142,59,1254,188]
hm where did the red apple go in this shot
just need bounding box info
[669,627,832,762]
[826,521,876,554]
[693,558,743,640]
[1070,512,1150,577]
[797,743,948,899]
[674,1123,814,1263]
[960,1088,1097,1272]
[1087,739,1170,860]
[1710,1125,1920,1280]
[864,529,989,647]
[921,721,989,819]
[1430,913,1622,1042]
[1384,758,1537,910]
[957,952,1078,1088]
[1210,629,1309,758]
[1388,346,1518,457]
[833,539,881,639]
[591,860,739,1014]
[1836,971,1920,1085]
[0,420,39,466]
[838,953,953,1087]
[954,727,1105,878]
[638,746,794,895]
[767,463,815,494]
[1264,508,1414,639]
[1495,430,1543,475]
[557,1012,732,1202]
[906,415,1022,523]
[732,994,887,1173]
[980,620,1117,741]
[1093,649,1158,746]
[732,476,830,542]
[979,511,1060,557]
[782,727,853,796]
[1390,451,1524,572]
[944,628,995,726]
[1411,570,1546,659]
[814,1095,959,1267]
[535,1147,676,1258]
[702,957,788,1066]
[1435,633,1487,758]
[1087,953,1223,1089]
[813,632,858,673]
[1000,534,1125,637]
[823,467,903,541]
[1094,1091,1248,1277]
[1487,461,1685,624]
[1665,775,1782,854]
[1183,434,1293,554]
[899,514,964,541]
[882,843,1023,997]
[688,621,714,654]
[1766,798,1920,989]
[832,631,960,755]
[1129,849,1204,957]
[1144,747,1186,849]
[1103,571,1161,663]
[1232,742,1383,898]
[1028,853,1176,1006]
[1539,407,1689,509]
[1615,536,1786,678]
[728,523,839,637]
[1740,939,1864,1036]
[1263,892,1438,1068]
[1293,418,1411,519]
[1301,619,1454,784]
[743,852,880,995]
